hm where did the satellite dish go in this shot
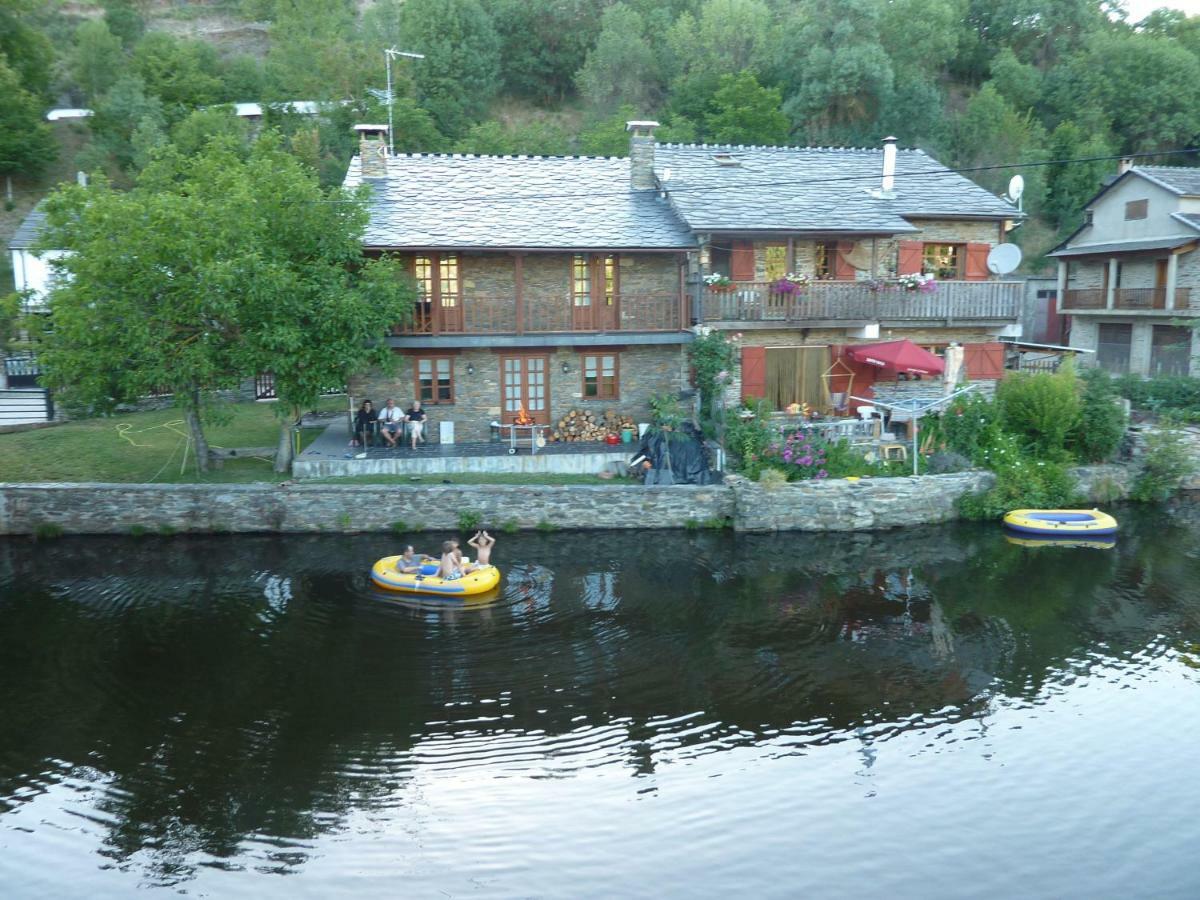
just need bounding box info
[841,241,873,271]
[986,243,1022,275]
[1007,175,1025,203]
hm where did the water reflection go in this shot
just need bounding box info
[2,506,1200,893]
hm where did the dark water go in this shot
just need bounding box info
[3,508,1200,899]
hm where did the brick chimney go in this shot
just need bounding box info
[881,136,897,196]
[626,120,660,190]
[354,124,390,178]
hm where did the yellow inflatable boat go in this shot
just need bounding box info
[1002,509,1118,537]
[371,555,501,597]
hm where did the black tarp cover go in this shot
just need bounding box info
[632,424,721,485]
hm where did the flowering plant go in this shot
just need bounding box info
[896,272,938,292]
[761,430,830,481]
[704,273,735,292]
[772,272,811,294]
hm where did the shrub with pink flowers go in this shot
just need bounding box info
[763,429,830,481]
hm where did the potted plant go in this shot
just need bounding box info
[704,273,735,293]
[772,272,811,294]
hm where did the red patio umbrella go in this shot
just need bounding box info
[844,340,945,376]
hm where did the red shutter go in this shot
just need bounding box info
[964,243,990,281]
[834,241,856,280]
[741,346,766,401]
[731,241,756,281]
[962,341,1006,379]
[897,241,923,275]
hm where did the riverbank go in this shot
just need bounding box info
[0,465,1146,535]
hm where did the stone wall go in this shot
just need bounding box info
[353,345,686,442]
[0,465,1139,536]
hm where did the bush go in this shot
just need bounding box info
[1116,374,1200,419]
[688,329,740,421]
[930,392,1001,463]
[723,401,775,479]
[33,522,64,540]
[457,509,481,531]
[1071,367,1127,462]
[1132,424,1197,502]
[995,365,1080,459]
[958,432,1081,520]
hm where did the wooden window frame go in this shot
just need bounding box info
[411,253,462,332]
[1124,199,1148,221]
[921,243,963,279]
[414,355,455,404]
[814,241,837,279]
[581,352,619,401]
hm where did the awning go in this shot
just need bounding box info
[1047,236,1198,258]
[844,340,945,376]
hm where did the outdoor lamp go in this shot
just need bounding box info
[561,361,570,374]
[467,362,475,375]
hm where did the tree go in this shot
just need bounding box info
[1042,120,1113,232]
[988,47,1043,113]
[491,0,600,103]
[453,119,569,156]
[577,107,696,156]
[86,74,166,173]
[170,106,251,158]
[132,33,227,114]
[704,71,789,145]
[664,0,772,84]
[0,0,54,99]
[576,3,662,113]
[70,20,125,103]
[103,0,146,49]
[398,0,501,136]
[38,134,415,472]
[0,55,57,202]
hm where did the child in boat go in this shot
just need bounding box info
[438,540,464,581]
[467,531,496,568]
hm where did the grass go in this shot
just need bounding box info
[0,399,339,483]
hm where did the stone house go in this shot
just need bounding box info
[1049,163,1200,377]
[349,123,1025,432]
[647,130,1023,409]
[344,125,697,442]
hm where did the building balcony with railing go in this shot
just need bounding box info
[698,279,1022,326]
[1061,286,1196,314]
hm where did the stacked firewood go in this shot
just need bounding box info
[551,408,636,442]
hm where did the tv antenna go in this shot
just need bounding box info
[368,47,424,156]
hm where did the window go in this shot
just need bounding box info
[415,356,454,403]
[572,255,590,307]
[582,353,618,400]
[1097,323,1132,374]
[412,254,462,331]
[572,254,616,307]
[1151,325,1191,376]
[922,243,962,279]
[1124,199,1148,221]
[764,244,788,281]
[814,242,837,279]
[709,245,731,277]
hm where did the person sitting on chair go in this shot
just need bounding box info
[353,400,377,448]
[377,398,405,449]
[405,400,427,450]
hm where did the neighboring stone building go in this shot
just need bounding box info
[650,134,1023,409]
[1049,163,1200,377]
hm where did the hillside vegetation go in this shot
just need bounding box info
[3,0,1200,276]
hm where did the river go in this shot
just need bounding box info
[2,507,1199,898]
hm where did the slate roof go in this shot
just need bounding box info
[652,144,1019,233]
[1173,212,1200,232]
[9,200,48,250]
[344,154,696,250]
[1136,165,1200,196]
[1047,235,1198,258]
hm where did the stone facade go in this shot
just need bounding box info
[0,465,1145,536]
[352,344,688,442]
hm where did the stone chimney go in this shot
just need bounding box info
[881,136,897,196]
[354,124,390,178]
[626,120,660,190]
[1118,158,1134,175]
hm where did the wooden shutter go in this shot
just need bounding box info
[962,341,1006,379]
[897,241,923,275]
[741,345,766,400]
[964,243,991,281]
[731,241,756,281]
[835,241,856,280]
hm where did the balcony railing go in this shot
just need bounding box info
[699,280,1021,323]
[393,292,683,336]
[1062,287,1194,311]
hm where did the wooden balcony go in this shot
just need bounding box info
[699,280,1021,324]
[1062,287,1194,312]
[393,292,684,336]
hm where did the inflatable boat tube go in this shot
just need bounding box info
[1002,509,1118,536]
[371,556,501,596]
[1004,534,1116,550]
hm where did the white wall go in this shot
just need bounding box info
[10,248,63,309]
[1086,175,1188,242]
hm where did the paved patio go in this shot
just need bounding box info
[293,418,633,478]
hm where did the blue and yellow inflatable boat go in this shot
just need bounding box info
[371,556,501,597]
[1002,509,1118,537]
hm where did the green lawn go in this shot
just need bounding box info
[0,400,340,483]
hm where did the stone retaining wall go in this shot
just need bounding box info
[0,465,1136,536]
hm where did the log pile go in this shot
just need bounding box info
[551,408,636,442]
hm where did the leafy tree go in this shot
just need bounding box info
[577,107,696,156]
[221,54,266,101]
[878,0,963,78]
[264,0,376,102]
[38,134,415,473]
[132,33,227,114]
[945,83,1046,213]
[0,0,54,98]
[171,106,252,158]
[0,55,57,200]
[398,0,501,136]
[491,0,600,103]
[576,3,662,113]
[1042,120,1113,232]
[103,0,146,49]
[704,71,789,145]
[453,119,569,156]
[988,47,1043,112]
[664,0,772,84]
[86,74,166,173]
[70,20,125,103]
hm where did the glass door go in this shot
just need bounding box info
[500,355,550,424]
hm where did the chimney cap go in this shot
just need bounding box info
[626,120,660,133]
[354,124,390,133]
[882,135,897,142]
